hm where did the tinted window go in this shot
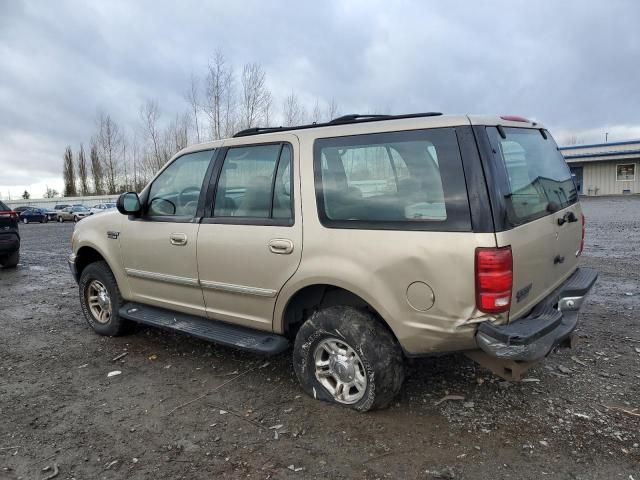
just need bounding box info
[488,128,576,225]
[213,144,293,221]
[147,150,214,217]
[314,128,470,230]
[0,201,8,211]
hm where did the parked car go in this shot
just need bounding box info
[43,209,58,222]
[57,205,91,222]
[0,200,20,268]
[13,206,32,216]
[18,207,47,224]
[90,203,116,215]
[68,112,597,411]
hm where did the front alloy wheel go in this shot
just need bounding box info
[86,279,112,324]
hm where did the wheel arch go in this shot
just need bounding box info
[277,282,400,344]
[74,245,130,298]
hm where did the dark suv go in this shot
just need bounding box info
[0,200,20,268]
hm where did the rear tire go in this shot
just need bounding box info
[293,306,404,412]
[0,251,19,268]
[22,218,28,224]
[79,261,133,336]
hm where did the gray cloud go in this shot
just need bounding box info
[1,0,639,196]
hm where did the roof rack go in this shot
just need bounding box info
[232,112,443,138]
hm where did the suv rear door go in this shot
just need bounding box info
[196,135,302,331]
[482,126,582,321]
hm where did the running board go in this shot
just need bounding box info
[119,302,289,355]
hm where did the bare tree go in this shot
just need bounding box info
[326,98,339,121]
[63,146,77,197]
[167,111,191,153]
[282,92,306,127]
[44,187,59,198]
[240,62,271,129]
[139,100,164,172]
[90,141,104,195]
[97,112,123,194]
[185,72,201,143]
[310,99,322,124]
[205,50,235,139]
[77,143,90,195]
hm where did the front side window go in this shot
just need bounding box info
[213,144,293,222]
[314,128,470,230]
[616,163,635,181]
[488,127,576,225]
[147,150,214,217]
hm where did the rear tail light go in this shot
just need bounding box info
[578,213,585,256]
[0,210,18,220]
[475,247,513,314]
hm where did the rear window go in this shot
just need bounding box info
[313,128,470,231]
[488,127,577,225]
[0,201,9,211]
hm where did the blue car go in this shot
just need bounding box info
[19,207,47,224]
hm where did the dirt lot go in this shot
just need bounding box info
[1,197,639,479]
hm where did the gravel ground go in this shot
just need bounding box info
[1,197,639,480]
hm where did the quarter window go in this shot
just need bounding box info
[147,150,214,217]
[314,129,469,227]
[213,144,293,222]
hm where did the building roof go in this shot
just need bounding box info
[559,139,640,164]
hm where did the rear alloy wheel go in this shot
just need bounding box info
[22,217,28,224]
[0,251,19,268]
[293,306,404,411]
[79,261,133,336]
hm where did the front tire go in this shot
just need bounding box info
[73,216,79,222]
[0,251,19,268]
[57,216,63,223]
[22,217,28,224]
[293,306,404,412]
[79,261,133,336]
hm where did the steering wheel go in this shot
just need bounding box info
[178,186,201,211]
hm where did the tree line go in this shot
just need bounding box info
[62,50,342,197]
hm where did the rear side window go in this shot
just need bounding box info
[314,128,470,231]
[487,127,576,225]
[212,143,293,224]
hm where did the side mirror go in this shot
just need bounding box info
[117,192,141,215]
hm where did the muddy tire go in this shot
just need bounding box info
[0,251,19,268]
[79,261,133,336]
[293,306,404,412]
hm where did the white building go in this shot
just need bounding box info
[559,139,640,196]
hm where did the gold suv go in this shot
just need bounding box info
[68,113,597,411]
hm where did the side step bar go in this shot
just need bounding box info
[119,302,290,355]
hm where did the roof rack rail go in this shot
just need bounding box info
[232,111,443,138]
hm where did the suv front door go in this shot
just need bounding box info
[197,136,302,330]
[119,149,215,316]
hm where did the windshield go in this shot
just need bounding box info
[489,127,576,225]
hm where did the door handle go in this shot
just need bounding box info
[268,238,294,255]
[169,233,188,246]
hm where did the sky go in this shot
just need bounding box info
[1,0,639,199]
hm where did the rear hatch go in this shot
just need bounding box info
[483,126,582,321]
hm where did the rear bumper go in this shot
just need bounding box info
[475,267,598,362]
